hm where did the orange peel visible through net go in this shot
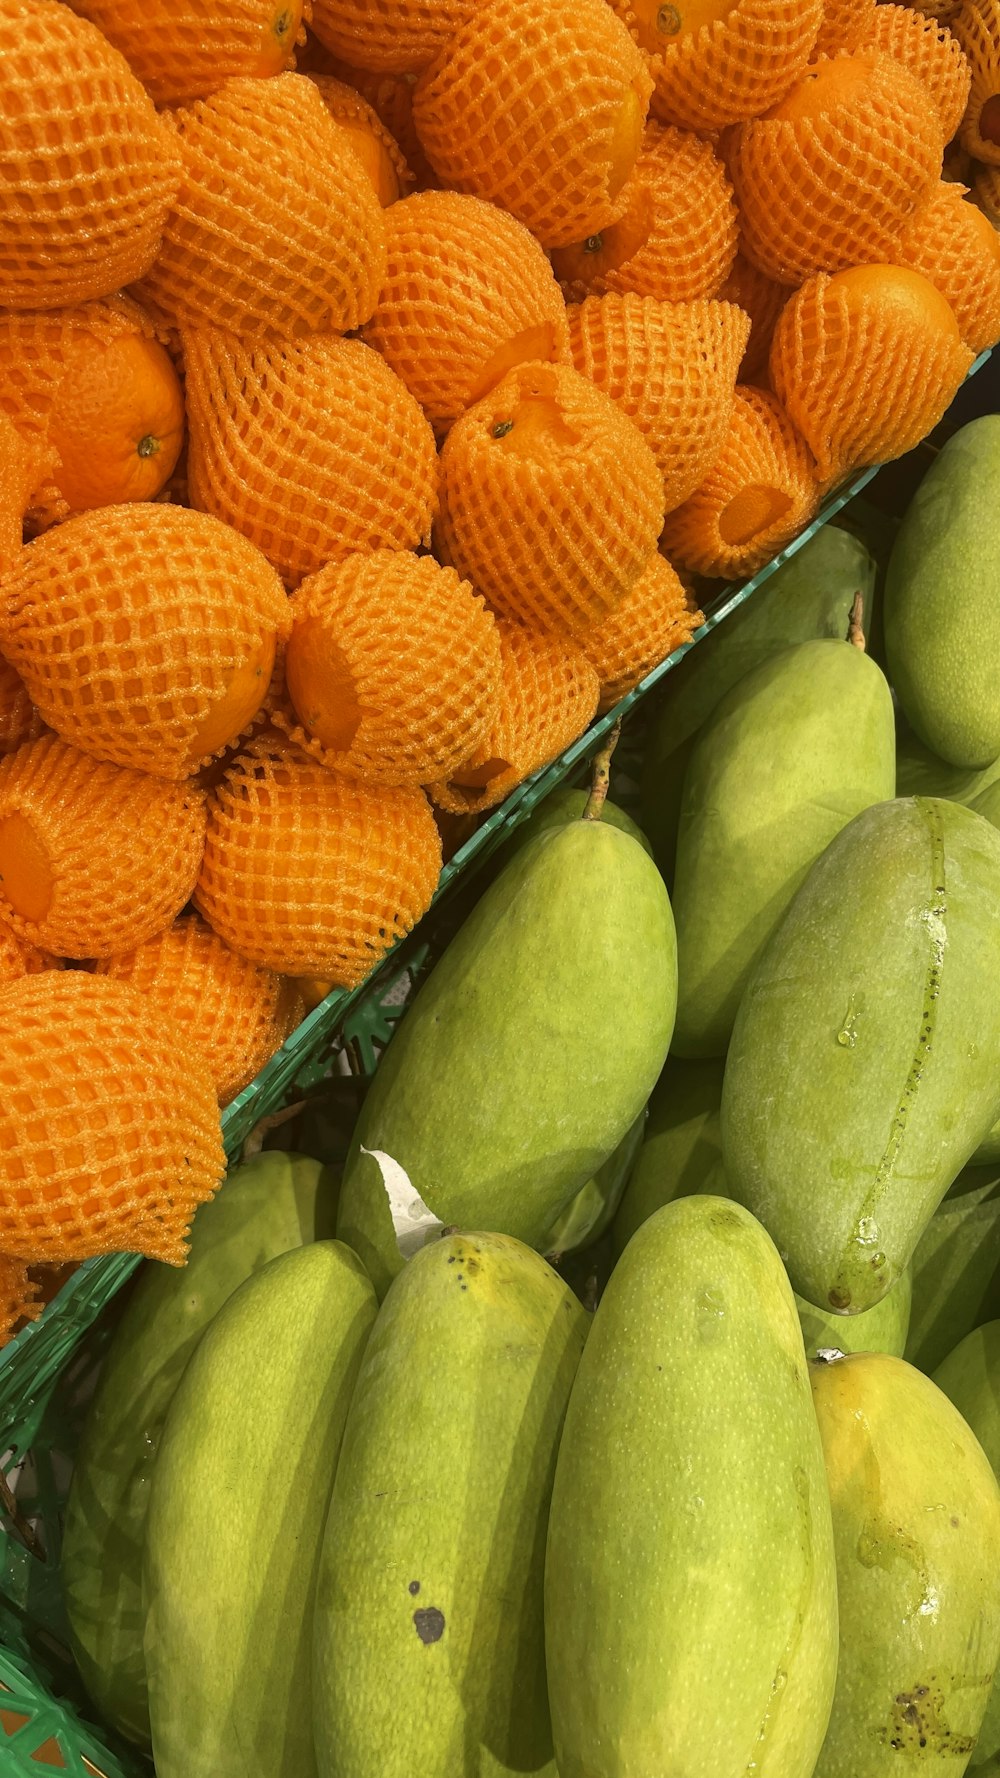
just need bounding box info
[412,0,653,250]
[184,329,438,589]
[435,361,665,640]
[609,0,824,131]
[813,0,877,57]
[361,189,571,434]
[580,553,704,711]
[894,181,1000,354]
[954,0,1000,166]
[301,53,438,187]
[769,265,974,487]
[65,0,306,105]
[307,73,415,204]
[718,253,790,383]
[859,5,972,141]
[96,913,305,1107]
[1,503,291,781]
[310,0,472,74]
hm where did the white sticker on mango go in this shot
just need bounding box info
[361,1145,444,1260]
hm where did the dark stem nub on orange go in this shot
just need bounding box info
[492,420,515,439]
[582,721,622,822]
[584,235,604,254]
[137,434,160,459]
[658,5,682,33]
[981,95,1000,147]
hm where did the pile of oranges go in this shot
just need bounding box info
[0,0,996,1316]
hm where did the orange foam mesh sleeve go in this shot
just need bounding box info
[0,411,39,577]
[412,0,653,250]
[565,293,749,514]
[275,551,502,786]
[428,623,600,815]
[581,553,704,711]
[0,1256,40,1348]
[894,181,1000,352]
[361,190,571,435]
[731,53,944,286]
[0,918,57,990]
[906,0,963,20]
[135,74,387,340]
[860,5,972,138]
[718,253,790,383]
[1,503,291,780]
[976,162,1000,222]
[813,0,877,56]
[302,53,439,187]
[66,0,305,104]
[955,0,1000,165]
[435,361,665,639]
[0,657,44,757]
[0,971,224,1265]
[0,736,207,960]
[0,0,179,313]
[183,329,438,589]
[96,912,305,1107]
[194,734,442,983]
[660,386,819,578]
[609,0,823,131]
[310,0,472,74]
[769,267,974,486]
[307,74,415,203]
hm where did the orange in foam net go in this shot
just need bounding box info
[96,913,305,1108]
[361,190,570,435]
[66,0,306,105]
[412,0,653,250]
[0,736,207,961]
[565,294,750,515]
[436,362,665,641]
[0,0,179,313]
[954,0,1000,166]
[608,0,824,131]
[277,551,502,787]
[813,0,877,58]
[301,49,439,188]
[1,503,291,781]
[0,971,224,1265]
[0,411,38,577]
[859,5,972,142]
[428,623,601,816]
[0,919,58,991]
[0,657,44,758]
[718,254,789,383]
[581,554,705,712]
[307,74,415,205]
[310,0,473,74]
[194,734,442,984]
[894,181,1000,354]
[184,330,439,590]
[660,387,820,579]
[135,74,387,340]
[769,265,974,487]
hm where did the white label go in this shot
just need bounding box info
[361,1145,444,1260]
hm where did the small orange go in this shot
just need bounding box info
[813,0,877,56]
[307,74,415,204]
[609,0,824,130]
[580,553,704,710]
[0,657,44,758]
[859,5,972,140]
[955,0,1000,165]
[894,181,1000,354]
[0,1256,40,1348]
[718,253,790,382]
[310,0,473,74]
[65,0,306,104]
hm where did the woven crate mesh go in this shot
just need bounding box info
[0,735,207,960]
[814,0,877,56]
[955,0,1000,165]
[135,74,388,340]
[609,0,824,131]
[0,970,224,1265]
[0,503,291,780]
[194,734,442,983]
[361,189,570,434]
[184,328,438,588]
[581,552,704,711]
[894,180,1000,353]
[64,0,306,104]
[660,386,820,578]
[718,252,790,382]
[96,912,305,1108]
[307,74,415,203]
[0,917,56,989]
[435,361,665,639]
[976,162,1000,222]
[565,293,750,514]
[310,0,472,74]
[859,4,972,139]
[275,551,502,786]
[731,52,945,285]
[0,657,43,757]
[412,0,653,250]
[428,622,600,815]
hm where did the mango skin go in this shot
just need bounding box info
[542,1112,645,1256]
[935,1321,1000,1767]
[494,787,652,870]
[796,1267,912,1362]
[811,1351,1000,1778]
[314,1232,587,1778]
[61,1151,337,1749]
[722,797,1000,1314]
[905,1169,1000,1375]
[545,1195,838,1778]
[337,821,677,1298]
[672,639,895,1056]
[611,1056,725,1257]
[896,727,1000,806]
[968,785,1000,1162]
[144,1242,376,1778]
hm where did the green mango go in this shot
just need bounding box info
[542,1112,645,1257]
[144,1242,376,1778]
[546,1195,838,1778]
[611,1056,726,1257]
[722,797,1000,1314]
[966,785,1000,1163]
[796,1267,912,1362]
[905,1168,1000,1374]
[61,1150,337,1749]
[337,818,677,1299]
[494,787,652,870]
[935,1321,1000,1768]
[895,726,1000,805]
[811,1351,1000,1777]
[313,1231,587,1778]
[640,524,876,884]
[672,639,895,1056]
[885,415,1000,768]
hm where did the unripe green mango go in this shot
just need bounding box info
[796,1267,912,1362]
[935,1321,1000,1768]
[313,1232,587,1778]
[545,1195,838,1778]
[905,1169,1000,1374]
[494,786,652,870]
[811,1351,1000,1777]
[611,1056,725,1257]
[896,726,1000,805]
[672,639,895,1056]
[967,785,1000,1163]
[145,1242,376,1778]
[337,819,677,1298]
[885,416,1000,768]
[61,1151,337,1749]
[542,1111,645,1257]
[722,797,1000,1314]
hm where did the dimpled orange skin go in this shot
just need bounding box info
[361,190,570,435]
[954,0,1000,166]
[718,252,790,381]
[307,73,415,204]
[581,551,705,711]
[859,4,972,140]
[812,0,877,56]
[769,265,974,487]
[310,0,473,74]
[893,181,1000,353]
[435,360,665,640]
[412,0,653,250]
[609,0,825,131]
[64,0,305,104]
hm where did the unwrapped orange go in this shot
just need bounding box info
[955,0,1000,165]
[581,554,704,711]
[813,0,877,57]
[64,0,306,104]
[894,182,1000,353]
[718,253,790,382]
[609,0,824,131]
[310,0,472,74]
[307,74,414,204]
[859,4,972,139]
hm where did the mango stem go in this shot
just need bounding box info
[582,721,622,822]
[848,591,866,652]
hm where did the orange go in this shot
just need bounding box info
[580,552,704,710]
[65,0,306,104]
[0,411,38,576]
[626,0,742,50]
[361,190,571,434]
[955,0,1000,165]
[813,0,877,56]
[718,253,789,382]
[609,0,824,130]
[298,51,439,187]
[183,329,439,589]
[859,4,972,139]
[435,361,665,639]
[412,0,653,249]
[0,971,224,1265]
[0,0,179,312]
[0,657,44,758]
[307,74,415,204]
[0,1257,40,1349]
[96,913,305,1107]
[0,918,58,990]
[310,0,473,74]
[894,181,1000,354]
